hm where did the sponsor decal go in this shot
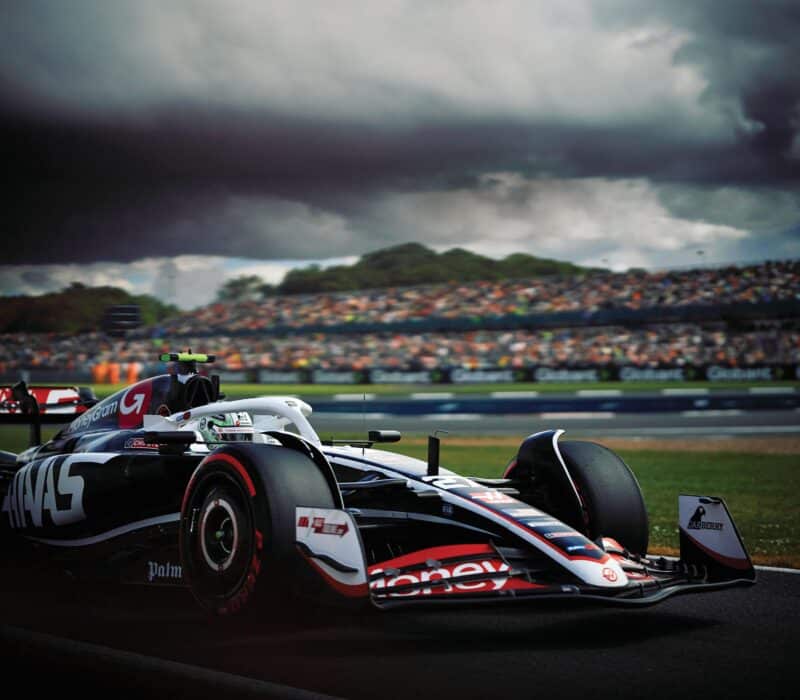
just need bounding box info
[3,456,86,529]
[370,369,432,384]
[706,365,773,382]
[309,516,349,537]
[370,559,512,597]
[311,370,358,384]
[544,531,581,539]
[470,490,516,505]
[124,437,159,450]
[534,367,599,383]
[506,508,546,518]
[258,369,304,383]
[368,545,544,598]
[619,366,685,382]
[147,560,183,582]
[67,399,118,433]
[602,567,619,582]
[119,382,152,429]
[450,368,515,384]
[217,371,248,382]
[421,475,479,490]
[687,505,724,531]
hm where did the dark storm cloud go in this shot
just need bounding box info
[597,0,800,169]
[1,0,798,265]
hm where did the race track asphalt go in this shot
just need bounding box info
[0,567,797,700]
[312,408,800,438]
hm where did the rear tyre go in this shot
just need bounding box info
[180,444,337,616]
[558,441,649,555]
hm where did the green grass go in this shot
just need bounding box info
[83,379,799,400]
[2,426,797,568]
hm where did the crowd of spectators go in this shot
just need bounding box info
[154,260,799,336]
[1,261,797,379]
[1,322,797,378]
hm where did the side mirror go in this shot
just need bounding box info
[367,430,401,444]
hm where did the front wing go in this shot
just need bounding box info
[295,495,756,610]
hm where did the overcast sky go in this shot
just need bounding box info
[1,0,798,308]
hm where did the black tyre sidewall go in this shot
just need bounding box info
[180,444,340,616]
[558,440,649,555]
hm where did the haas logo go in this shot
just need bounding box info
[119,382,152,429]
[689,506,706,527]
[687,504,724,531]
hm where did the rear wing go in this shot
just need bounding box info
[0,382,98,445]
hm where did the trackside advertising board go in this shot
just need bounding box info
[4,363,797,387]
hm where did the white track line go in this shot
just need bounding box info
[539,412,617,420]
[420,413,478,421]
[332,394,376,401]
[755,565,800,574]
[662,388,710,395]
[576,389,622,397]
[681,410,744,417]
[490,391,540,398]
[411,392,454,400]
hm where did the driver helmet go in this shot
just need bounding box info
[198,412,254,443]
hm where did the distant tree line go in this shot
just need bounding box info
[0,282,178,333]
[216,242,592,301]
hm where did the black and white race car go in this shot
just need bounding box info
[0,354,755,615]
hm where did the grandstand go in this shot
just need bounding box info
[0,260,798,384]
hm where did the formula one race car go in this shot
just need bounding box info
[0,354,755,615]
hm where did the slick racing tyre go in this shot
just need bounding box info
[558,441,649,556]
[180,443,337,616]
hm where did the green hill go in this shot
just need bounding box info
[276,243,589,295]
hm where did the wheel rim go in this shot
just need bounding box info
[182,467,261,612]
[200,497,240,572]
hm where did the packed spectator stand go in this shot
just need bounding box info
[1,260,798,383]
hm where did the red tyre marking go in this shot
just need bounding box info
[181,452,257,513]
[502,459,517,478]
[210,453,257,497]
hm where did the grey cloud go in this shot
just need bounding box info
[0,1,797,267]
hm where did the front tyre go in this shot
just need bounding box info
[188,477,260,613]
[558,440,649,555]
[180,444,337,616]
